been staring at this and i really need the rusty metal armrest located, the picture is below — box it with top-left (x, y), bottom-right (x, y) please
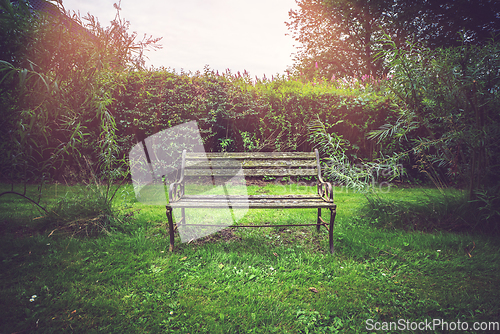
top-left (314, 148), bottom-right (334, 203)
top-left (169, 182), bottom-right (184, 203)
top-left (318, 181), bottom-right (334, 203)
top-left (168, 149), bottom-right (187, 203)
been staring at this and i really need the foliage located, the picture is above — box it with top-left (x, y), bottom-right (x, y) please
top-left (110, 69), bottom-right (397, 156)
top-left (0, 0), bottom-right (79, 188)
top-left (43, 157), bottom-right (129, 236)
top-left (308, 116), bottom-right (404, 191)
top-left (286, 0), bottom-right (389, 78)
top-left (369, 35), bottom-right (500, 229)
top-left (371, 37), bottom-right (500, 186)
top-left (286, 0), bottom-right (500, 79)
top-left (0, 0), bottom-right (53, 65)
top-left (394, 0), bottom-right (500, 49)
top-left (1, 1), bottom-right (397, 226)
top-left (0, 1), bottom-right (160, 211)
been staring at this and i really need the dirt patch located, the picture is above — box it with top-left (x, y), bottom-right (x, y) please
top-left (189, 228), bottom-right (242, 246)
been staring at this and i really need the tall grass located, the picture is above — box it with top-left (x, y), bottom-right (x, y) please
top-left (362, 187), bottom-right (499, 233)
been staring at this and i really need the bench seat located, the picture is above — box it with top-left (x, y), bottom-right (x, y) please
top-left (171, 195), bottom-right (335, 209)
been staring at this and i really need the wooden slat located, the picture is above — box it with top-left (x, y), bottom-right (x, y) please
top-left (184, 168), bottom-right (317, 177)
top-left (185, 159), bottom-right (317, 169)
top-left (186, 152), bottom-right (316, 160)
top-left (181, 195), bottom-right (324, 200)
top-left (171, 202), bottom-right (335, 209)
top-left (170, 195), bottom-right (335, 209)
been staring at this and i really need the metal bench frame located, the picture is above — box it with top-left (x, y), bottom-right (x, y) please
top-left (166, 149), bottom-right (336, 253)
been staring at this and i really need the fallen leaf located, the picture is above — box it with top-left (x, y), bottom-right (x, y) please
top-left (273, 252), bottom-right (278, 257)
top-left (179, 256), bottom-right (187, 261)
top-left (309, 287), bottom-right (318, 293)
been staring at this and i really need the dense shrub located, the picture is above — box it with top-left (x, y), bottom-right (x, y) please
top-left (371, 36), bottom-right (500, 198)
top-left (109, 69), bottom-right (398, 157)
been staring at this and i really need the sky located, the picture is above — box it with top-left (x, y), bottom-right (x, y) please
top-left (61, 0), bottom-right (299, 78)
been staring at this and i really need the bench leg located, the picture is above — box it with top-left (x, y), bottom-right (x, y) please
top-left (329, 208), bottom-right (336, 254)
top-left (166, 206), bottom-right (175, 252)
top-left (317, 208), bottom-right (321, 232)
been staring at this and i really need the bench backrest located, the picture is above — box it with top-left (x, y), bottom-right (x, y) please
top-left (179, 149), bottom-right (322, 180)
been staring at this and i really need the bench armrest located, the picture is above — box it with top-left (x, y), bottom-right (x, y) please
top-left (314, 149), bottom-right (333, 202)
top-left (318, 181), bottom-right (333, 202)
top-left (168, 149), bottom-right (187, 203)
top-left (169, 181), bottom-right (184, 202)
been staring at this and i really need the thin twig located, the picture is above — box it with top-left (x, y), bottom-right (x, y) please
top-left (0, 191), bottom-right (48, 213)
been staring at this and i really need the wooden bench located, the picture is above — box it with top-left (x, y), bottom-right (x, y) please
top-left (166, 149), bottom-right (337, 253)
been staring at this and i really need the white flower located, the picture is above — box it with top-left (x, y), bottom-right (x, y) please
top-left (30, 295), bottom-right (37, 302)
top-left (169, 311), bottom-right (174, 315)
top-left (30, 298), bottom-right (34, 302)
top-left (269, 267), bottom-right (275, 271)
top-left (437, 250), bottom-right (441, 252)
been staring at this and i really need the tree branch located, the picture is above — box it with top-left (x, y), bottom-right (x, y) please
top-left (0, 191), bottom-right (48, 213)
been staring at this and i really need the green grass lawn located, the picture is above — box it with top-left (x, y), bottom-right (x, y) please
top-left (1, 183), bottom-right (499, 333)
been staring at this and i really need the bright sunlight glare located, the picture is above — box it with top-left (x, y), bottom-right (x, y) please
top-left (61, 0), bottom-right (298, 78)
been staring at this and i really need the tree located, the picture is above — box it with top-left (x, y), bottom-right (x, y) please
top-left (286, 0), bottom-right (500, 79)
top-left (393, 0), bottom-right (500, 49)
top-left (287, 0), bottom-right (390, 79)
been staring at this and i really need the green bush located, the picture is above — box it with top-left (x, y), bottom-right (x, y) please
top-left (109, 69), bottom-right (398, 156)
top-left (0, 1), bottom-right (157, 216)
